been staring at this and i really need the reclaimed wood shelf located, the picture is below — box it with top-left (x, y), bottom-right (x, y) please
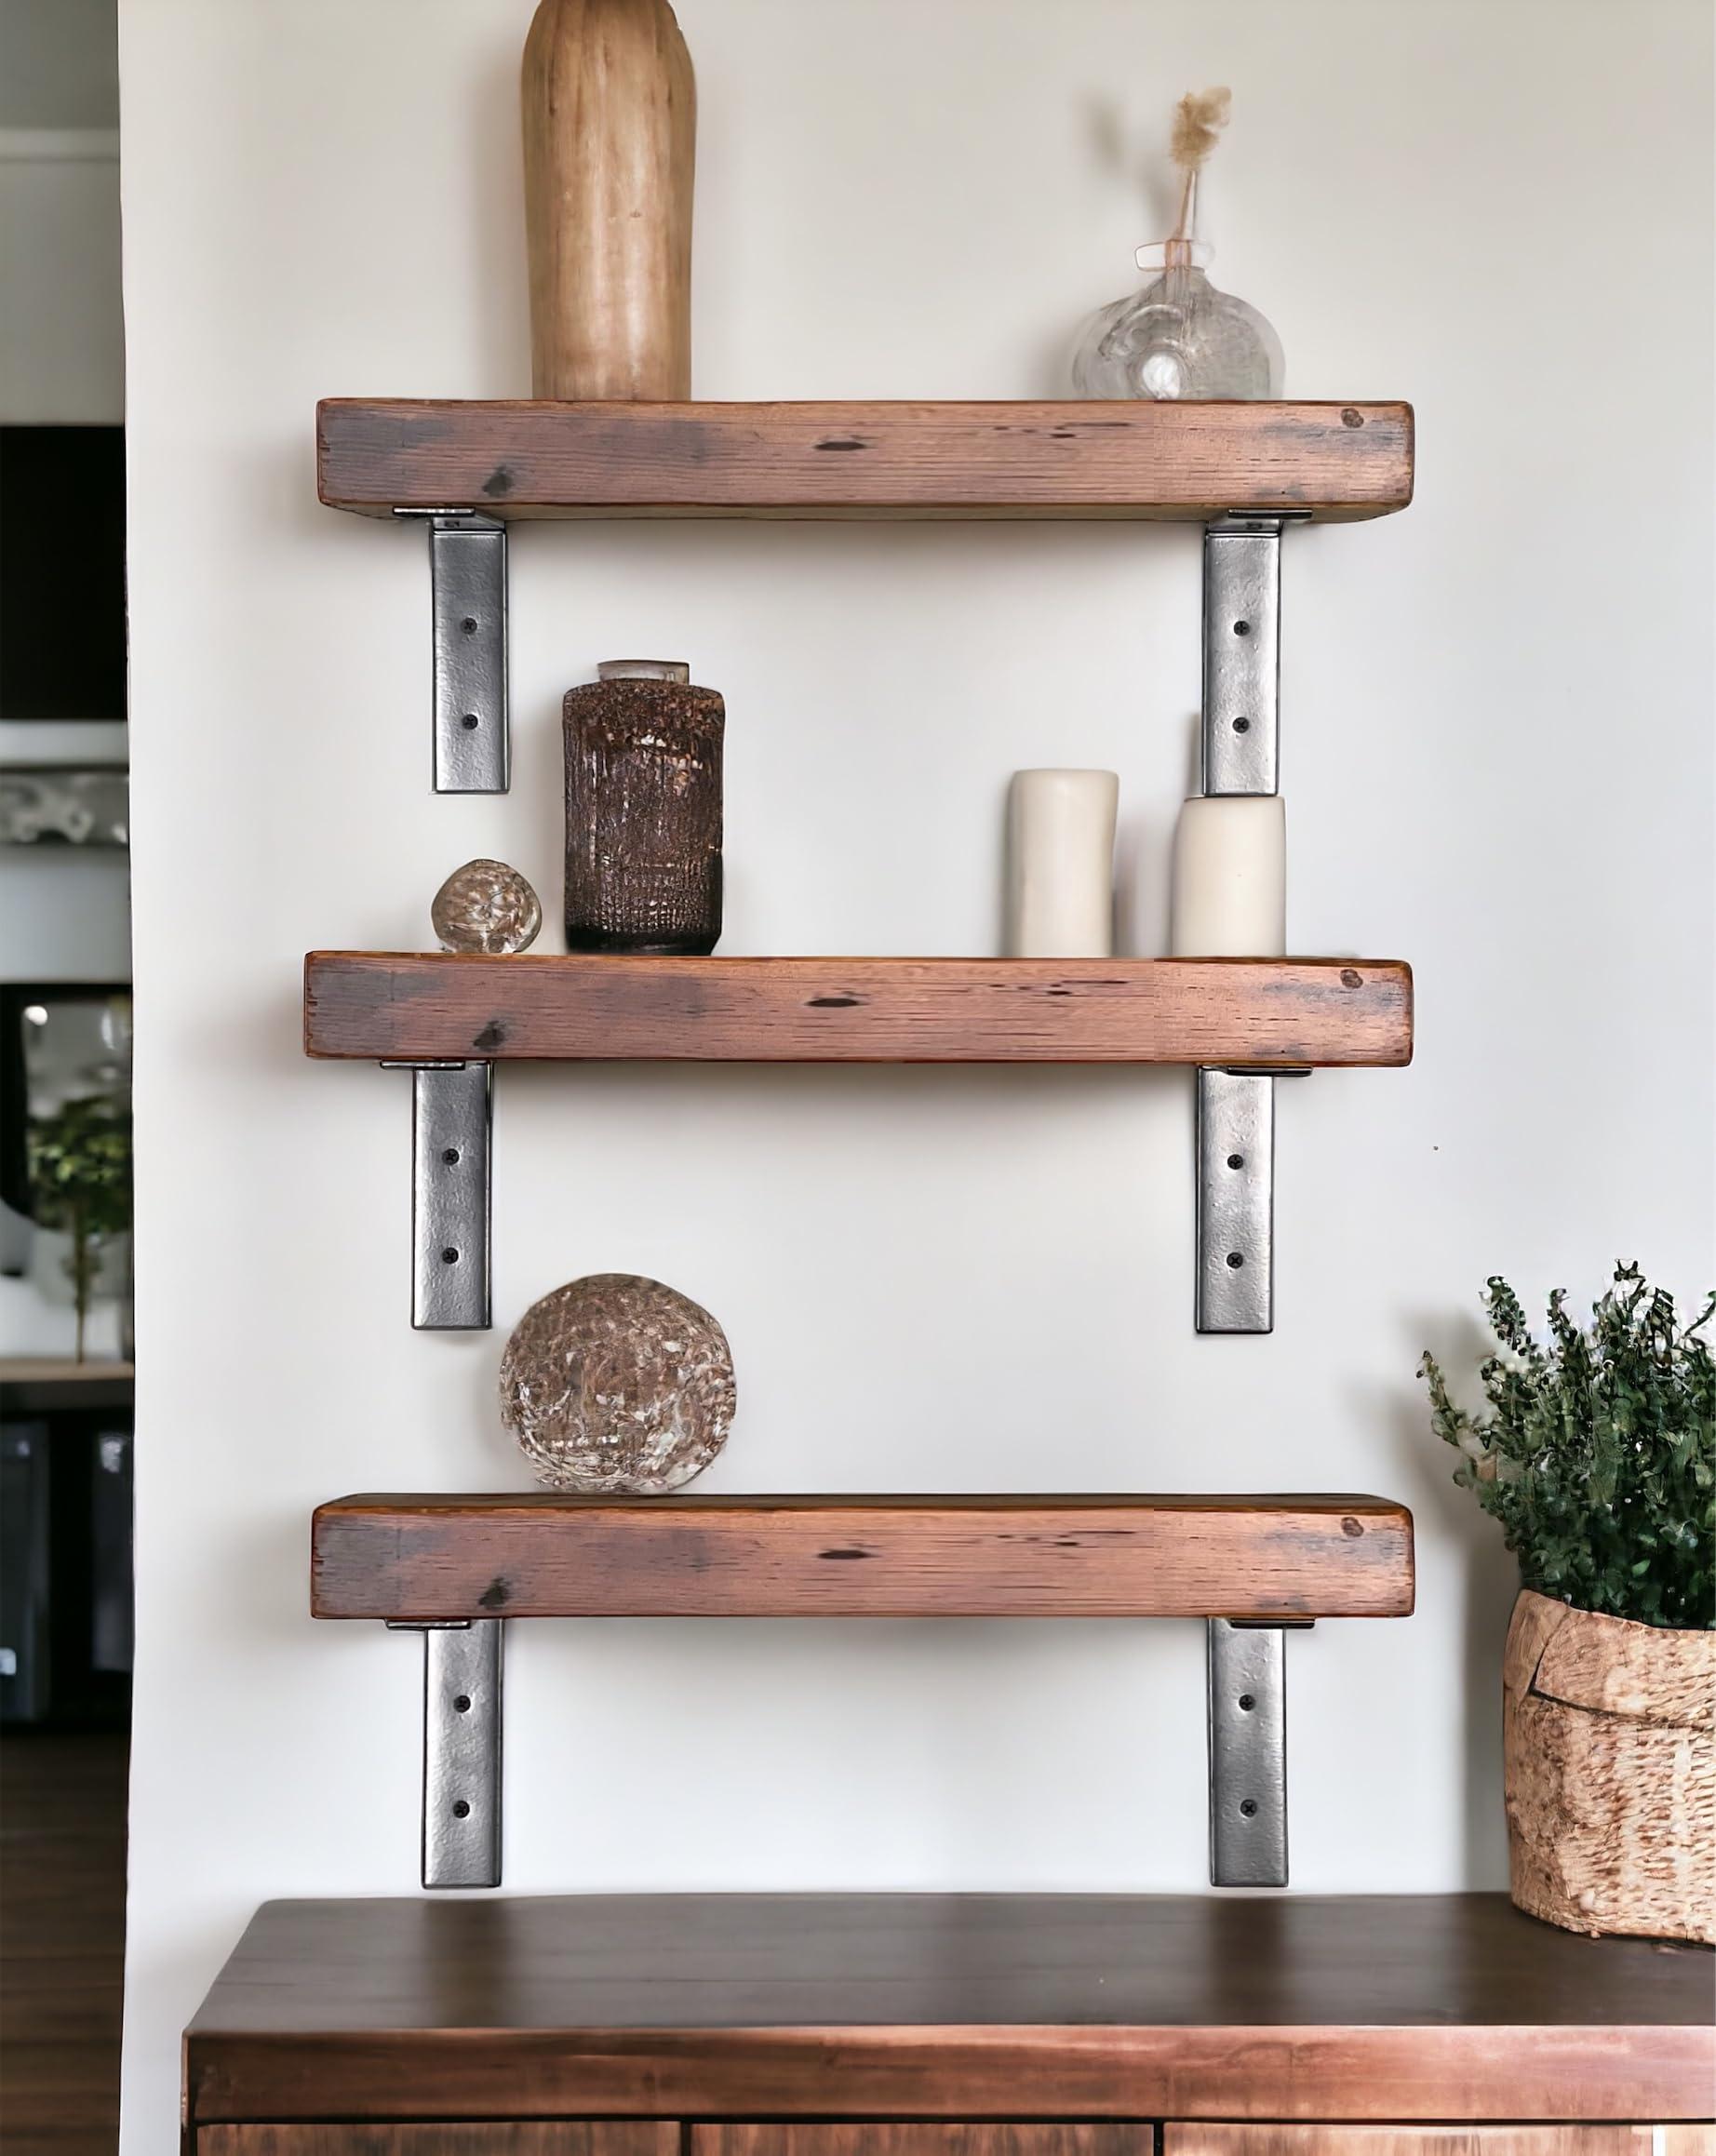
top-left (302, 953), bottom-right (1414, 1068)
top-left (316, 398), bottom-right (1414, 522)
top-left (185, 1892), bottom-right (1714, 2125)
top-left (311, 1493), bottom-right (1415, 1622)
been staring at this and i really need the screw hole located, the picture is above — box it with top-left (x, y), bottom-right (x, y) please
top-left (1233, 620), bottom-right (1252, 636)
top-left (1227, 1153), bottom-right (1244, 1171)
top-left (461, 616), bottom-right (478, 635)
top-left (461, 713), bottom-right (480, 730)
top-left (1226, 1251), bottom-right (1244, 1269)
top-left (451, 1800), bottom-right (471, 1819)
top-left (1232, 716), bottom-right (1251, 733)
top-left (1240, 1798), bottom-right (1259, 1818)
top-left (1238, 1693), bottom-right (1256, 1712)
top-left (441, 1246), bottom-right (460, 1265)
top-left (453, 1694), bottom-right (472, 1713)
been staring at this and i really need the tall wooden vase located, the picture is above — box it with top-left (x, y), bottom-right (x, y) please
top-left (521, 0), bottom-right (695, 400)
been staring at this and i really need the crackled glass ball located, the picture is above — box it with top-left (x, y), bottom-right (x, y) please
top-left (432, 858), bottom-right (542, 955)
top-left (499, 1273), bottom-right (735, 1494)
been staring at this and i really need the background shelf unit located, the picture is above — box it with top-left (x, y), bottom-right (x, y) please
top-left (310, 1492), bottom-right (1417, 1622)
top-left (316, 398), bottom-right (1415, 522)
top-left (302, 954), bottom-right (1414, 1067)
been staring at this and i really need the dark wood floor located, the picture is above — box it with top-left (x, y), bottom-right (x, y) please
top-left (1, 1733), bottom-right (127, 2154)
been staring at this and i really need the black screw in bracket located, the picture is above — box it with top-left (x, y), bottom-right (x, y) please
top-left (441, 1246), bottom-right (460, 1265)
top-left (1233, 716), bottom-right (1251, 733)
top-left (1233, 620), bottom-right (1252, 636)
top-left (1227, 1153), bottom-right (1244, 1171)
top-left (1238, 1693), bottom-right (1256, 1712)
top-left (461, 616), bottom-right (478, 635)
top-left (461, 713), bottom-right (480, 730)
top-left (441, 1147), bottom-right (461, 1166)
top-left (1239, 1798), bottom-right (1259, 1818)
top-left (1226, 1251), bottom-right (1245, 1269)
top-left (451, 1800), bottom-right (472, 1820)
top-left (452, 1694), bottom-right (472, 1713)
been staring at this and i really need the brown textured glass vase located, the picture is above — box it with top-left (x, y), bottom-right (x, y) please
top-left (562, 661), bottom-right (725, 955)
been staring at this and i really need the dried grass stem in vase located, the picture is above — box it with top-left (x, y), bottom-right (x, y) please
top-left (1072, 86), bottom-right (1282, 400)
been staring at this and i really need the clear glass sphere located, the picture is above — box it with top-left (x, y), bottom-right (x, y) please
top-left (1072, 243), bottom-right (1282, 402)
top-left (431, 858), bottom-right (543, 955)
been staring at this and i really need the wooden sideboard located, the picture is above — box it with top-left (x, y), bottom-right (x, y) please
top-left (183, 1894), bottom-right (1713, 2152)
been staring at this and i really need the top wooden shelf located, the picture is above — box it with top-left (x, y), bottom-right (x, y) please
top-left (315, 399), bottom-right (1414, 522)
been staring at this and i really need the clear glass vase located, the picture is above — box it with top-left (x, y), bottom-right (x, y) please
top-left (1071, 237), bottom-right (1282, 402)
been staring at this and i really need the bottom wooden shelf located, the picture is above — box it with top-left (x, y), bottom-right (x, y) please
top-left (309, 1492), bottom-right (1416, 1621)
top-left (184, 1894), bottom-right (1714, 2126)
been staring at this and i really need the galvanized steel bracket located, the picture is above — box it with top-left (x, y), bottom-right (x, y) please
top-left (1195, 1067), bottom-right (1275, 1333)
top-left (393, 508), bottom-right (509, 793)
top-left (1194, 513), bottom-right (1307, 1333)
top-left (386, 1619), bottom-right (503, 1889)
top-left (382, 1061), bottom-right (492, 1331)
top-left (1207, 1616), bottom-right (1307, 1887)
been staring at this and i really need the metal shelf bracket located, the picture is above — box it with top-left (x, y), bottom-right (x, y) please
top-left (386, 1619), bottom-right (503, 1889)
top-left (1207, 1616), bottom-right (1309, 1886)
top-left (382, 1060), bottom-right (492, 1331)
top-left (1195, 1067), bottom-right (1275, 1332)
top-left (1194, 513), bottom-right (1307, 1334)
top-left (393, 508), bottom-right (509, 793)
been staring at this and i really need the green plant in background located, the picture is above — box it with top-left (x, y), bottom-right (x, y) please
top-left (27, 1094), bottom-right (133, 1363)
top-left (1420, 1264), bottom-right (1715, 1631)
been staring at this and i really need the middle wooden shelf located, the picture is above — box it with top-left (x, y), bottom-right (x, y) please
top-left (303, 952), bottom-right (1414, 1067)
top-left (311, 1491), bottom-right (1416, 1621)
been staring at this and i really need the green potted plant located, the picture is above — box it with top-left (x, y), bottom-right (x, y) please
top-left (27, 1093), bottom-right (134, 1363)
top-left (1421, 1264), bottom-right (1713, 1943)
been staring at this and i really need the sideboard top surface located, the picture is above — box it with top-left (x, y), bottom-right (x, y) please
top-left (185, 1893), bottom-right (1714, 2126)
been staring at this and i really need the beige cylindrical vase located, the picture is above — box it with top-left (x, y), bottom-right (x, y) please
top-left (1503, 1587), bottom-right (1715, 1945)
top-left (522, 0), bottom-right (696, 400)
top-left (1005, 770), bottom-right (1119, 957)
top-left (1171, 795), bottom-right (1287, 957)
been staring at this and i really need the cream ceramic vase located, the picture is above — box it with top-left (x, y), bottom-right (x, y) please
top-left (1503, 1587), bottom-right (1715, 1944)
top-left (1005, 770), bottom-right (1119, 957)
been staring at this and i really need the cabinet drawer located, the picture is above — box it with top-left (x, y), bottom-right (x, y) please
top-left (200, 2130), bottom-right (679, 2156)
top-left (1164, 2132), bottom-right (1697, 2156)
top-left (694, 2132), bottom-right (1152, 2156)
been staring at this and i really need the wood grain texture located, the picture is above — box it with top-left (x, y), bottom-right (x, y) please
top-left (522, 0), bottom-right (694, 399)
top-left (182, 1894), bottom-right (1716, 2124)
top-left (315, 400), bottom-right (1414, 521)
top-left (697, 2132), bottom-right (1146, 2156)
top-left (309, 1492), bottom-right (1415, 1621)
top-left (302, 954), bottom-right (1414, 1068)
top-left (1164, 2132), bottom-right (1660, 2156)
top-left (202, 2131), bottom-right (676, 2156)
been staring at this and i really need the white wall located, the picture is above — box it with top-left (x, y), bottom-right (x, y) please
top-left (117, 3), bottom-right (1713, 2149)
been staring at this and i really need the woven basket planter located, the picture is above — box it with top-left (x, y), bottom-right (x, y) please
top-left (1503, 1587), bottom-right (1715, 1943)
